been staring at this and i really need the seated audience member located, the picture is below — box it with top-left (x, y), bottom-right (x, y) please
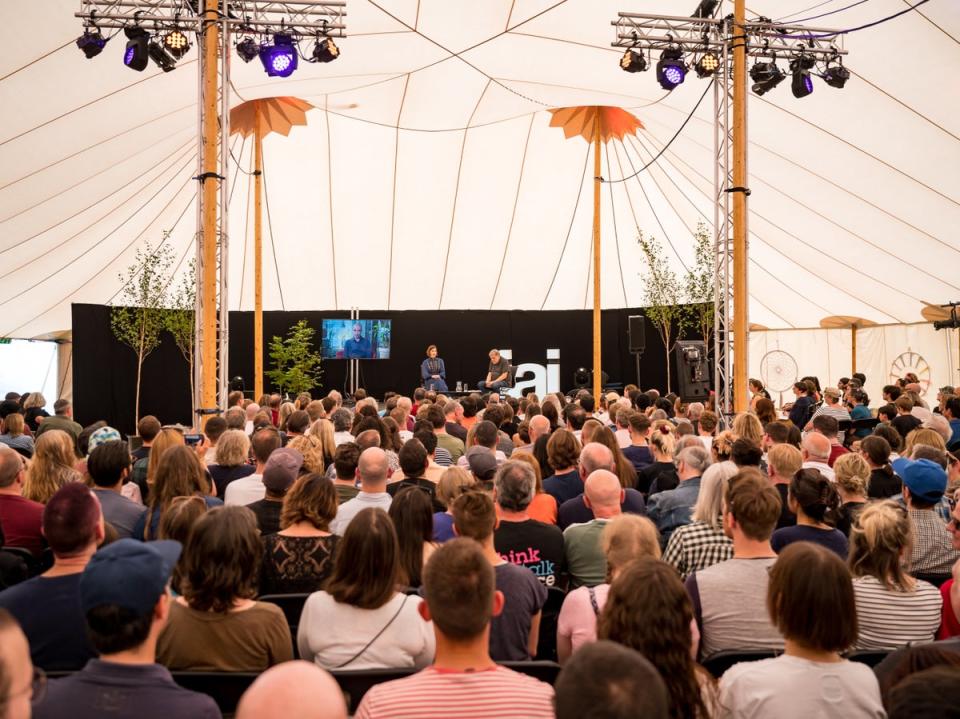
top-left (508, 450), bottom-right (558, 525)
top-left (290, 420), bottom-right (337, 475)
top-left (389, 486), bottom-right (437, 589)
top-left (896, 457), bottom-right (960, 577)
top-left (542, 429), bottom-right (584, 504)
top-left (874, 644), bottom-right (960, 706)
top-left (354, 538), bottom-right (554, 718)
top-left (554, 640), bottom-right (668, 719)
top-left (236, 661), bottom-right (347, 719)
top-left (834, 452), bottom-right (870, 536)
top-left (223, 406), bottom-right (246, 431)
top-left (887, 666), bottom-right (960, 719)
top-left (0, 448), bottom-right (45, 556)
top-left (663, 461), bottom-right (738, 581)
top-left (33, 539), bottom-right (220, 719)
top-left (557, 444), bottom-right (646, 530)
top-left (0, 483), bottom-right (103, 670)
top-left (698, 410), bottom-right (718, 451)
top-left (21, 392), bottom-right (49, 433)
top-left (331, 447), bottom-right (393, 535)
top-left (685, 470), bottom-right (784, 658)
top-left (848, 501), bottom-right (941, 650)
top-left (137, 446), bottom-right (221, 540)
top-left (771, 469), bottom-right (848, 558)
top-left (766, 443), bottom-right (801, 529)
top-left (563, 470), bottom-right (624, 588)
top-left (730, 437), bottom-right (763, 468)
top-left (260, 473), bottom-right (340, 595)
top-left (800, 431), bottom-right (836, 482)
top-left (432, 467), bottom-right (476, 543)
top-left (426, 405), bottom-right (465, 465)
top-left (638, 426), bottom-right (678, 496)
top-left (246, 447), bottom-right (302, 535)
top-left (731, 413), bottom-right (764, 447)
top-left (557, 514), bottom-right (660, 663)
top-left (132, 428), bottom-right (184, 504)
top-left (23, 429), bottom-right (81, 504)
top-left (0, 608), bottom-right (36, 718)
top-left (157, 506), bottom-right (292, 670)
top-left (589, 426), bottom-right (638, 489)
top-left (860, 434), bottom-right (902, 499)
top-left (400, 429), bottom-right (446, 483)
top-left (719, 543), bottom-right (884, 717)
top-left (157, 496), bottom-right (208, 594)
top-left (452, 491), bottom-right (546, 660)
top-left (600, 557), bottom-right (718, 717)
top-left (647, 445), bottom-right (712, 547)
top-left (938, 496), bottom-right (960, 639)
top-left (808, 386), bottom-right (851, 427)
top-left (298, 507), bottom-right (433, 669)
top-left (787, 381), bottom-right (816, 429)
top-left (465, 445), bottom-right (499, 487)
top-left (892, 395), bottom-right (923, 440)
top-left (207, 429), bottom-right (255, 499)
top-left (0, 413), bottom-right (34, 457)
top-left (87, 440), bottom-right (146, 539)
top-left (811, 415), bottom-right (849, 467)
top-left (493, 460), bottom-right (563, 587)
top-left (35, 399), bottom-right (83, 442)
top-left (388, 440), bottom-right (440, 508)
top-left (330, 442), bottom-right (361, 505)
top-left (224, 428), bottom-right (282, 506)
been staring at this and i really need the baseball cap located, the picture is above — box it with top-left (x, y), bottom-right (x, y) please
top-left (80, 538), bottom-right (182, 615)
top-left (465, 446), bottom-right (498, 481)
top-left (262, 447), bottom-right (304, 493)
top-left (891, 457), bottom-right (947, 503)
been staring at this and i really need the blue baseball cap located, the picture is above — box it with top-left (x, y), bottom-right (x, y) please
top-left (892, 457), bottom-right (947, 504)
top-left (80, 539), bottom-right (182, 615)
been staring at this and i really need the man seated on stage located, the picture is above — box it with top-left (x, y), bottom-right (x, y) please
top-left (342, 323), bottom-right (372, 359)
top-left (477, 349), bottom-right (511, 392)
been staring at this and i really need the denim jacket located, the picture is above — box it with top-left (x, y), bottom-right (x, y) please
top-left (647, 476), bottom-right (702, 547)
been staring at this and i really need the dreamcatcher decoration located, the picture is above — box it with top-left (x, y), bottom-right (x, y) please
top-left (760, 349), bottom-right (799, 408)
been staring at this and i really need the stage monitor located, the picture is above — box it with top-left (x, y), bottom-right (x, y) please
top-left (321, 319), bottom-right (391, 360)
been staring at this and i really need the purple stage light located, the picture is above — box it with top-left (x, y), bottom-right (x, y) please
top-left (259, 34), bottom-right (298, 78)
top-left (656, 49), bottom-right (687, 91)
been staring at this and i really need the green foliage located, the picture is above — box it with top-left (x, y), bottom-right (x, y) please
top-left (683, 222), bottom-right (715, 351)
top-left (165, 257), bottom-right (196, 415)
top-left (266, 319), bottom-right (323, 397)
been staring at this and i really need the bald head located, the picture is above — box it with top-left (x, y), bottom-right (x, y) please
top-left (245, 403), bottom-right (260, 420)
top-left (0, 446), bottom-right (24, 489)
top-left (529, 415), bottom-right (550, 441)
top-left (801, 431), bottom-right (831, 462)
top-left (358, 447), bottom-right (389, 487)
top-left (579, 442), bottom-right (615, 478)
top-left (584, 470), bottom-right (623, 518)
top-left (355, 429), bottom-right (381, 451)
top-left (236, 661), bottom-right (346, 719)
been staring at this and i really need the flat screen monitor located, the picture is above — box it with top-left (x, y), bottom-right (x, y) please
top-left (321, 319), bottom-right (391, 360)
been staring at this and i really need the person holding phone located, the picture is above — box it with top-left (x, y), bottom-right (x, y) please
top-left (421, 345), bottom-right (448, 393)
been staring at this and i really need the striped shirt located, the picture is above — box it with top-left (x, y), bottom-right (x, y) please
top-left (662, 520), bottom-right (734, 581)
top-left (354, 665), bottom-right (555, 719)
top-left (809, 404), bottom-right (851, 425)
top-left (852, 575), bottom-right (942, 650)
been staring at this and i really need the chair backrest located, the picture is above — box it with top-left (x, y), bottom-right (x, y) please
top-left (172, 671), bottom-right (259, 714)
top-left (331, 667), bottom-right (418, 713)
top-left (535, 586), bottom-right (567, 661)
top-left (499, 660), bottom-right (562, 685)
top-left (846, 651), bottom-right (890, 668)
top-left (912, 573), bottom-right (952, 589)
top-left (257, 593), bottom-right (310, 626)
top-left (702, 649), bottom-right (781, 678)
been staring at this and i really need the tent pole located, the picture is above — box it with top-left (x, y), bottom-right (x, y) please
top-left (851, 324), bottom-right (857, 375)
top-left (732, 0), bottom-right (749, 413)
top-left (254, 117), bottom-right (264, 400)
top-left (592, 113), bottom-right (602, 402)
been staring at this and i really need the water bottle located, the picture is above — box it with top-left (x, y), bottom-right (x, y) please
top-left (456, 381), bottom-right (463, 393)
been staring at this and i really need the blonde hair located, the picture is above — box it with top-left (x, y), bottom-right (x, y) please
top-left (691, 461), bottom-right (740, 530)
top-left (214, 429), bottom-right (250, 468)
top-left (649, 423), bottom-right (677, 459)
top-left (277, 402), bottom-right (296, 431)
top-left (833, 452), bottom-right (870, 497)
top-left (904, 427), bottom-right (946, 457)
top-left (24, 429), bottom-right (81, 503)
top-left (23, 393), bottom-right (46, 410)
top-left (601, 514), bottom-right (661, 581)
top-left (731, 413), bottom-right (764, 445)
top-left (146, 429), bottom-right (186, 487)
top-left (711, 430), bottom-right (735, 462)
top-left (767, 443), bottom-right (802, 479)
top-left (287, 433), bottom-right (326, 474)
top-left (849, 500), bottom-right (915, 591)
top-left (3, 414), bottom-right (24, 436)
top-left (436, 466), bottom-right (477, 508)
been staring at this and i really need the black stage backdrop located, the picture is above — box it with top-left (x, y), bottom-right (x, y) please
top-left (73, 303), bottom-right (684, 435)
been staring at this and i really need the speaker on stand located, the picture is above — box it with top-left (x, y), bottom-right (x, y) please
top-left (628, 315), bottom-right (645, 387)
top-left (675, 340), bottom-right (710, 402)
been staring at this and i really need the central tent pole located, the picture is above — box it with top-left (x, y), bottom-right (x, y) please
top-left (732, 0), bottom-right (749, 413)
top-left (592, 112), bottom-right (602, 402)
top-left (254, 116), bottom-right (264, 400)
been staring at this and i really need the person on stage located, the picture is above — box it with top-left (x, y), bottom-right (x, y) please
top-left (477, 349), bottom-right (511, 392)
top-left (421, 345), bottom-right (449, 392)
top-left (342, 322), bottom-right (372, 359)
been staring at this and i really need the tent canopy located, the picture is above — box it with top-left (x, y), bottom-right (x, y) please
top-left (1, 0), bottom-right (958, 339)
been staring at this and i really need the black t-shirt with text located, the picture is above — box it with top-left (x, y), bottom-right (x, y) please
top-left (494, 519), bottom-right (564, 587)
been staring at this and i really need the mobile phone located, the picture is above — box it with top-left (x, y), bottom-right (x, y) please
top-left (184, 434), bottom-right (203, 446)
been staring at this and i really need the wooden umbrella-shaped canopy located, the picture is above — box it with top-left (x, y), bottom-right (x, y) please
top-left (819, 315), bottom-right (877, 375)
top-left (230, 97), bottom-right (314, 398)
top-left (548, 106), bottom-right (644, 400)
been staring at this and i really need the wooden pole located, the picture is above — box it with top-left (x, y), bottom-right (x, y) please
top-left (592, 113), bottom-right (602, 402)
top-left (199, 0), bottom-right (220, 422)
top-left (254, 114), bottom-right (264, 400)
top-left (732, 0), bottom-right (749, 413)
top-left (851, 324), bottom-right (857, 375)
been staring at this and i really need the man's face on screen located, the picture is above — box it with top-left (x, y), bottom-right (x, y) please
top-left (353, 324), bottom-right (362, 339)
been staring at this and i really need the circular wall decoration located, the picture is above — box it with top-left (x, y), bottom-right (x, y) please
top-left (888, 349), bottom-right (931, 395)
top-left (760, 349), bottom-right (799, 394)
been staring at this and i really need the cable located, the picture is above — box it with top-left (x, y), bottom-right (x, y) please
top-left (779, 0), bottom-right (873, 24)
top-left (778, 0), bottom-right (931, 38)
top-left (602, 79), bottom-right (714, 184)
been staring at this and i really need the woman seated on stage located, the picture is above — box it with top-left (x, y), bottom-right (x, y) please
top-left (421, 345), bottom-right (448, 392)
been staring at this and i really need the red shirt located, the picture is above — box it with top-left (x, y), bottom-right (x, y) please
top-left (0, 494), bottom-right (45, 556)
top-left (827, 443), bottom-right (849, 467)
top-left (938, 579), bottom-right (960, 640)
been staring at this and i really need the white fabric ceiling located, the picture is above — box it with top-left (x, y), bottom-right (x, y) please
top-left (0, 0), bottom-right (958, 338)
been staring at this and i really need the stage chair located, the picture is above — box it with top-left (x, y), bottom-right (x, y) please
top-left (701, 649), bottom-right (781, 678)
top-left (499, 660), bottom-right (562, 685)
top-left (332, 667), bottom-right (418, 713)
top-left (535, 586), bottom-right (567, 662)
top-left (172, 671), bottom-right (259, 715)
top-left (846, 650), bottom-right (890, 668)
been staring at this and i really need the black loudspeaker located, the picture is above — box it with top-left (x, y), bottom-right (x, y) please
top-left (628, 315), bottom-right (645, 354)
top-left (675, 341), bottom-right (710, 402)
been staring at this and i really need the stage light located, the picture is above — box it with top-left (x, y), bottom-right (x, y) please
top-left (148, 40), bottom-right (177, 72)
top-left (312, 37), bottom-right (340, 63)
top-left (620, 49), bottom-right (647, 73)
top-left (656, 48), bottom-right (686, 91)
top-left (749, 61), bottom-right (785, 96)
top-left (123, 27), bottom-right (150, 72)
top-left (823, 63), bottom-right (850, 89)
top-left (790, 57), bottom-right (815, 98)
top-left (163, 29), bottom-right (190, 59)
top-left (76, 29), bottom-right (106, 59)
top-left (694, 52), bottom-right (719, 78)
top-left (236, 37), bottom-right (260, 63)
top-left (259, 33), bottom-right (298, 77)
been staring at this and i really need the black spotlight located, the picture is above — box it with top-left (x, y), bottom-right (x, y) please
top-left (163, 29), bottom-right (191, 59)
top-left (76, 29), bottom-right (107, 59)
top-left (620, 49), bottom-right (647, 73)
top-left (573, 368), bottom-right (590, 390)
top-left (148, 40), bottom-right (177, 72)
top-left (229, 376), bottom-right (246, 392)
top-left (123, 27), bottom-right (150, 72)
top-left (656, 48), bottom-right (687, 90)
top-left (823, 62), bottom-right (850, 89)
top-left (312, 37), bottom-right (340, 63)
top-left (750, 61), bottom-right (785, 96)
top-left (790, 56), bottom-right (815, 98)
top-left (694, 52), bottom-right (719, 78)
top-left (236, 36), bottom-right (261, 63)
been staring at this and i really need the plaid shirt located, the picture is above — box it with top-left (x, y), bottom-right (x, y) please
top-left (907, 508), bottom-right (960, 576)
top-left (662, 520), bottom-right (734, 581)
